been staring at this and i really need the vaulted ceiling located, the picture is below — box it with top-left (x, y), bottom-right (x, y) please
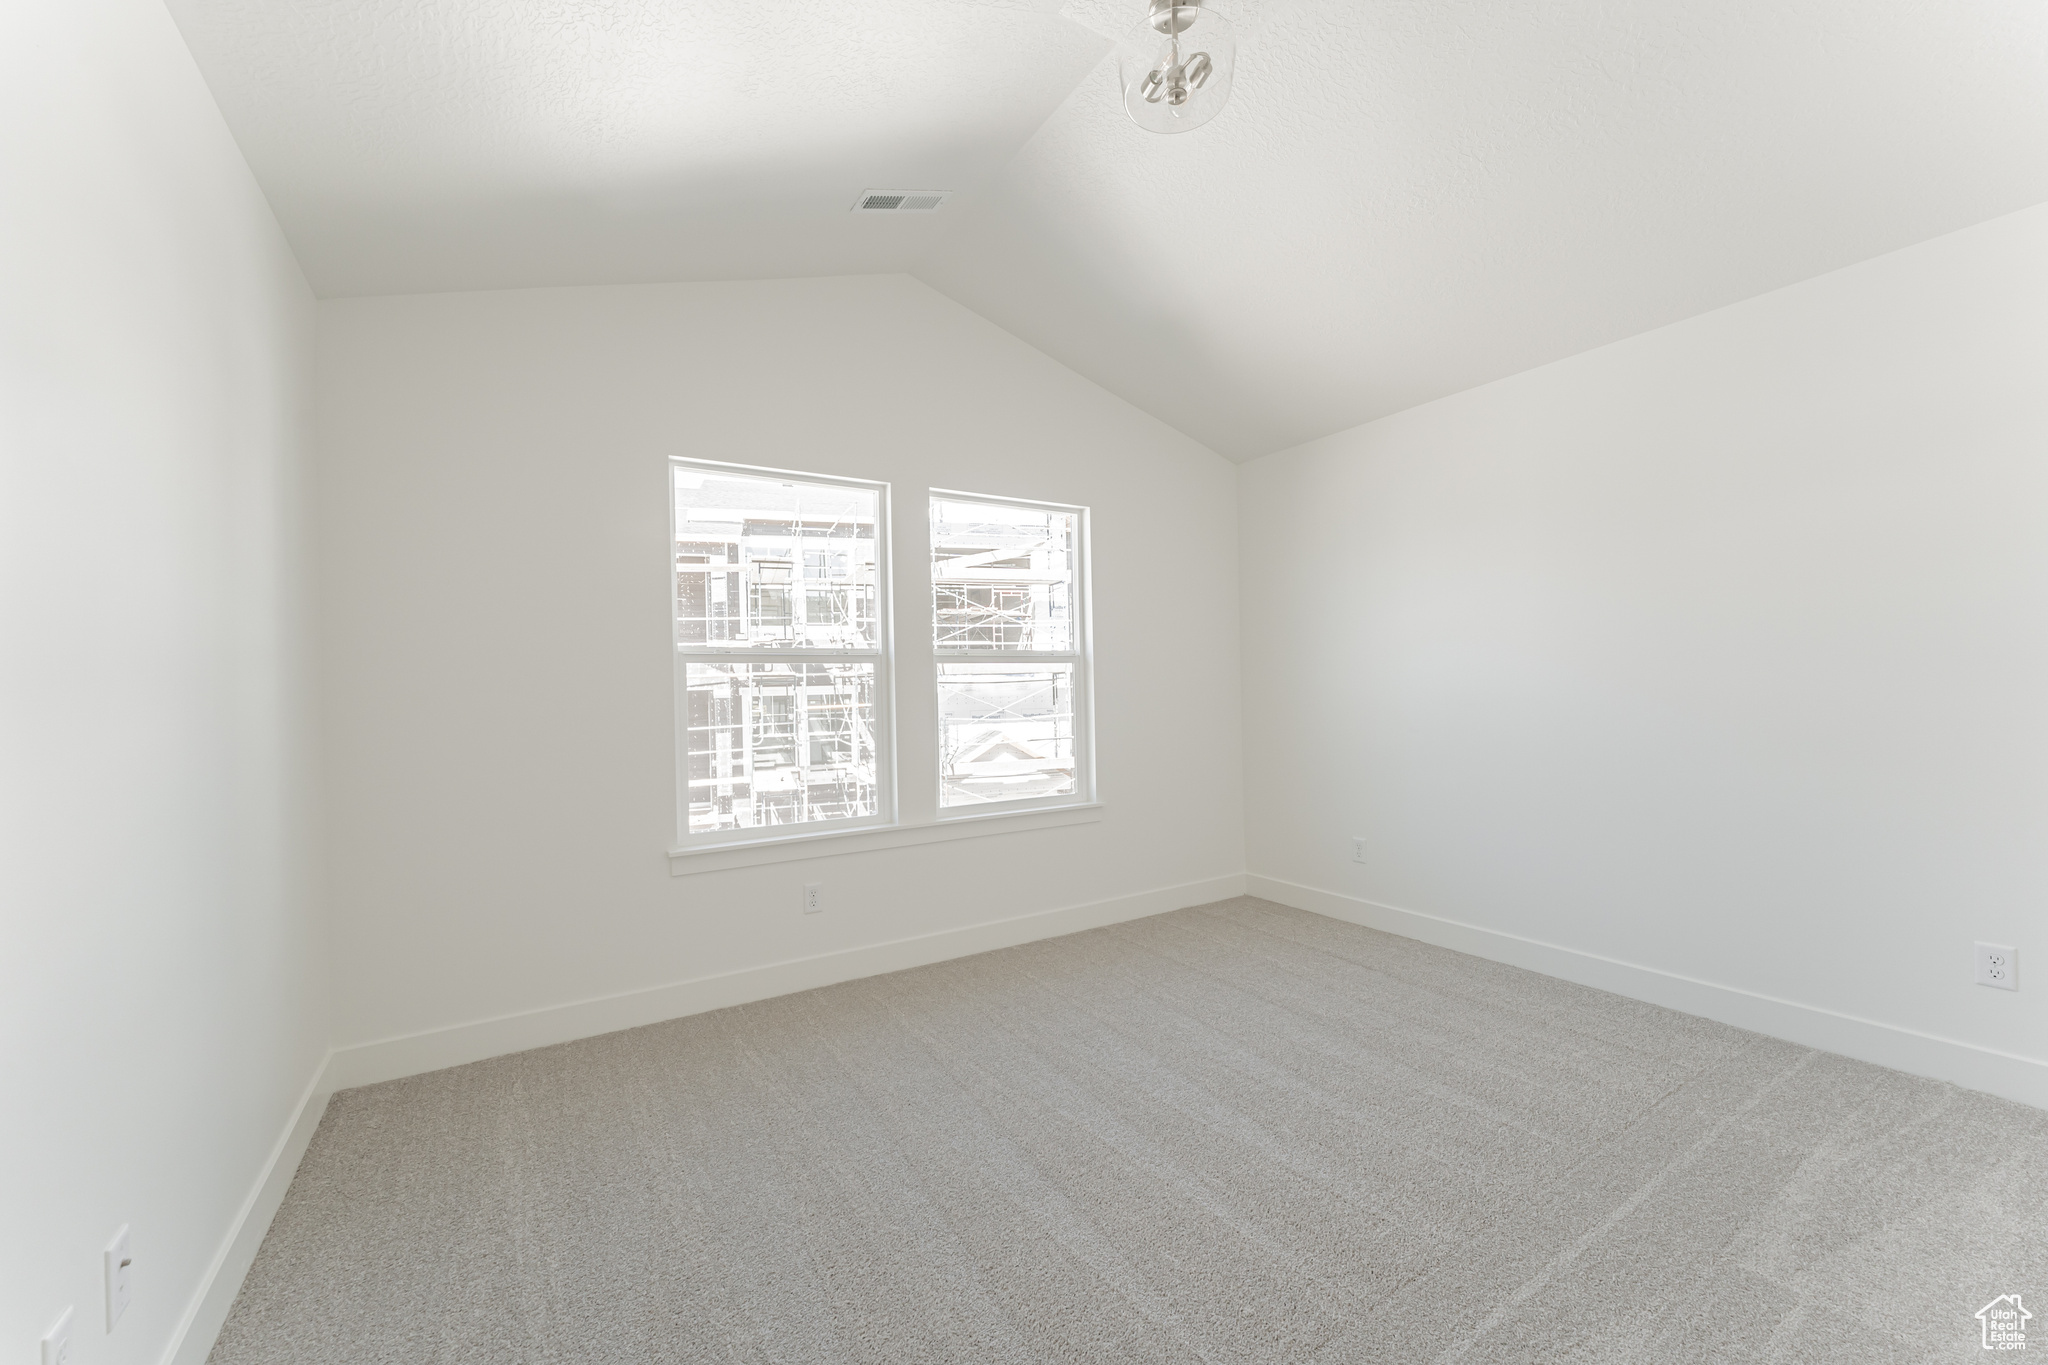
top-left (166, 0), bottom-right (2048, 459)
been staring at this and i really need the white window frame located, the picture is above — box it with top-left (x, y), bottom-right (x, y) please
top-left (930, 488), bottom-right (1095, 820)
top-left (670, 457), bottom-right (897, 851)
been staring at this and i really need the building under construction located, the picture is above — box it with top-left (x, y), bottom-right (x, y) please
top-left (675, 472), bottom-right (1080, 833)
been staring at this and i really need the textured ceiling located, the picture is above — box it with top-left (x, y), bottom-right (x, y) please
top-left (162, 0), bottom-right (1109, 295)
top-left (168, 0), bottom-right (2048, 459)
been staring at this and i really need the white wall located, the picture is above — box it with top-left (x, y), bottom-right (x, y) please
top-left (1241, 202), bottom-right (2048, 1105)
top-left (316, 274), bottom-right (1243, 1057)
top-left (0, 0), bottom-right (324, 1361)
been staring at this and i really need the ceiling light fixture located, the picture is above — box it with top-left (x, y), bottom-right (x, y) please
top-left (1117, 0), bottom-right (1237, 134)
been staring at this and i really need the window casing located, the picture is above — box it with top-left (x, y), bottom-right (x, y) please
top-left (671, 460), bottom-right (893, 847)
top-left (930, 492), bottom-right (1093, 815)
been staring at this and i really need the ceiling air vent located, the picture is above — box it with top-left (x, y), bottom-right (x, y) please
top-left (853, 190), bottom-right (950, 213)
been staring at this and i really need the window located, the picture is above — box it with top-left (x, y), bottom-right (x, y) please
top-left (670, 465), bottom-right (1096, 861)
top-left (931, 493), bottom-right (1091, 812)
top-left (672, 461), bottom-right (891, 844)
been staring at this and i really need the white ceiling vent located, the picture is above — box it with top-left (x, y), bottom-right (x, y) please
top-left (853, 190), bottom-right (951, 213)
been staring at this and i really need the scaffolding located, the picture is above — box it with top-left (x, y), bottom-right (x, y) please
top-left (674, 479), bottom-right (1084, 830)
top-left (930, 500), bottom-right (1079, 807)
top-left (684, 660), bottom-right (876, 828)
top-left (675, 474), bottom-right (880, 834)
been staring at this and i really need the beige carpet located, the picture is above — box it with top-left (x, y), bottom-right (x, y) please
top-left (212, 897), bottom-right (2047, 1363)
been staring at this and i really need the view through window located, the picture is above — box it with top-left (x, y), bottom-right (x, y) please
top-left (930, 495), bottom-right (1088, 810)
top-left (673, 463), bottom-right (887, 839)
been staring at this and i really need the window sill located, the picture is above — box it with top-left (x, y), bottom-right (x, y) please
top-left (667, 803), bottom-right (1105, 876)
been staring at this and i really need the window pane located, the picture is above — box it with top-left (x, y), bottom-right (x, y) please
top-left (931, 499), bottom-right (1075, 652)
top-left (685, 661), bottom-right (878, 833)
top-left (937, 662), bottom-right (1076, 807)
top-left (675, 468), bottom-right (879, 650)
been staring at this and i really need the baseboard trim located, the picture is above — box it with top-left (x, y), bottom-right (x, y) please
top-left (328, 873), bottom-right (1249, 1092)
top-left (162, 1051), bottom-right (335, 1365)
top-left (1247, 873), bottom-right (2048, 1112)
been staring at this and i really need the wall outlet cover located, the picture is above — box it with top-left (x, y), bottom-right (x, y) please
top-left (802, 883), bottom-right (822, 914)
top-left (42, 1307), bottom-right (72, 1365)
top-left (1351, 837), bottom-right (1368, 863)
top-left (1975, 942), bottom-right (2018, 991)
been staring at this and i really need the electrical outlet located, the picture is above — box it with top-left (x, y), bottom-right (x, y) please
top-left (41, 1307), bottom-right (72, 1365)
top-left (1351, 837), bottom-right (1368, 864)
top-left (106, 1224), bottom-right (132, 1330)
top-left (802, 883), bottom-right (822, 914)
top-left (1976, 942), bottom-right (2018, 991)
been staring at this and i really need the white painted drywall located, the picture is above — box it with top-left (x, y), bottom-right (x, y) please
top-left (0, 0), bottom-right (324, 1360)
top-left (1241, 202), bottom-right (2048, 1093)
top-left (315, 274), bottom-right (1243, 1051)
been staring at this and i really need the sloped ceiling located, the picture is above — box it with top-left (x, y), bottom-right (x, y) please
top-left (163, 0), bottom-right (1111, 294)
top-left (167, 0), bottom-right (2048, 459)
top-left (920, 0), bottom-right (2048, 457)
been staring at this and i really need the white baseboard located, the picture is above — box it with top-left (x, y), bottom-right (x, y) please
top-left (328, 873), bottom-right (1249, 1092)
top-left (161, 1051), bottom-right (336, 1365)
top-left (1248, 874), bottom-right (2048, 1112)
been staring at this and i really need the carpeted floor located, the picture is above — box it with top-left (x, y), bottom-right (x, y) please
top-left (211, 897), bottom-right (2047, 1363)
